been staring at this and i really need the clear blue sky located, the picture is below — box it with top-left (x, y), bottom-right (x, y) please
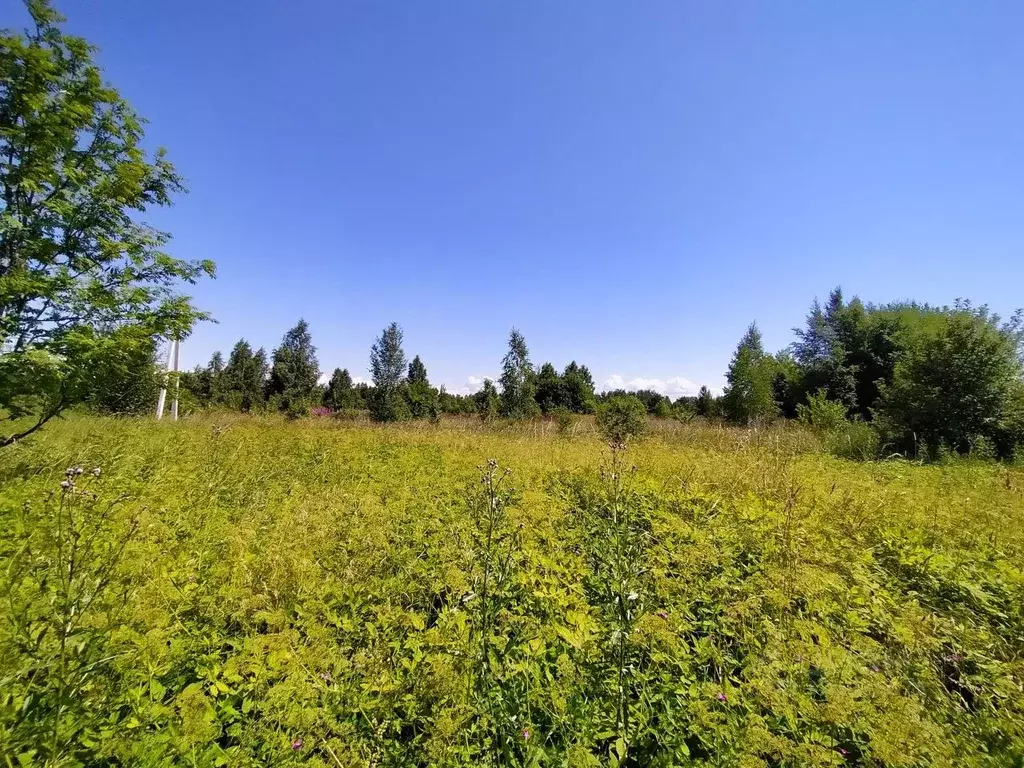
top-left (9, 1), bottom-right (1023, 394)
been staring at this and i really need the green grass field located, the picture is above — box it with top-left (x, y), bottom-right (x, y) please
top-left (2, 415), bottom-right (1023, 766)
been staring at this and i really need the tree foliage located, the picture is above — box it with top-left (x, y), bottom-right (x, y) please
top-left (722, 323), bottom-right (777, 426)
top-left (0, 0), bottom-right (214, 444)
top-left (876, 303), bottom-right (1024, 458)
top-left (223, 340), bottom-right (267, 412)
top-left (369, 322), bottom-right (408, 422)
top-left (267, 319), bottom-right (319, 414)
top-left (499, 328), bottom-right (538, 419)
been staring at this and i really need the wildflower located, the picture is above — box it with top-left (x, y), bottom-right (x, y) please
top-left (522, 728), bottom-right (531, 740)
top-left (92, 467), bottom-right (101, 477)
top-left (656, 610), bottom-right (669, 620)
top-left (839, 748), bottom-right (848, 756)
top-left (60, 479), bottom-right (72, 489)
top-left (292, 738), bottom-right (303, 750)
top-left (319, 671), bottom-right (332, 683)
top-left (716, 692), bottom-right (727, 702)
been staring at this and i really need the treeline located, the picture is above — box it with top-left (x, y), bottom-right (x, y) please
top-left (178, 323), bottom-right (602, 422)
top-left (176, 287), bottom-right (1024, 460)
top-left (718, 289), bottom-right (1024, 459)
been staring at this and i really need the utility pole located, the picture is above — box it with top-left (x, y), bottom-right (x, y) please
top-left (156, 337), bottom-right (180, 421)
top-left (170, 336), bottom-right (180, 421)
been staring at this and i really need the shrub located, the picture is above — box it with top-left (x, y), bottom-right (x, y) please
top-left (826, 420), bottom-right (880, 461)
top-left (596, 395), bottom-right (647, 445)
top-left (553, 407), bottom-right (577, 435)
top-left (796, 389), bottom-right (849, 433)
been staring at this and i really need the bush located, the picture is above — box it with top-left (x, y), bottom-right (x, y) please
top-left (596, 395), bottom-right (648, 445)
top-left (796, 389), bottom-right (849, 433)
top-left (826, 420), bottom-right (880, 461)
top-left (553, 407), bottom-right (577, 435)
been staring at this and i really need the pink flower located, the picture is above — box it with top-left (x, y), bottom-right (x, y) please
top-left (522, 728), bottom-right (531, 740)
top-left (839, 748), bottom-right (848, 756)
top-left (716, 692), bottom-right (727, 702)
top-left (292, 738), bottom-right (303, 750)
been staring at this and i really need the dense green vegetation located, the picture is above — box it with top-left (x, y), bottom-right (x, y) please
top-left (3, 3), bottom-right (1024, 765)
top-left (2, 416), bottom-right (1023, 766)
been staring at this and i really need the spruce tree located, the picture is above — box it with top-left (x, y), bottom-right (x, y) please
top-left (323, 368), bottom-right (355, 410)
top-left (369, 322), bottom-right (409, 421)
top-left (268, 319), bottom-right (320, 413)
top-left (695, 385), bottom-right (715, 417)
top-left (408, 355), bottom-right (428, 385)
top-left (499, 328), bottom-right (539, 419)
top-left (224, 340), bottom-right (268, 411)
top-left (406, 355), bottom-right (437, 419)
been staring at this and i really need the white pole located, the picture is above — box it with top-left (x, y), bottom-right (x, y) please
top-left (155, 338), bottom-right (173, 420)
top-left (170, 338), bottom-right (180, 422)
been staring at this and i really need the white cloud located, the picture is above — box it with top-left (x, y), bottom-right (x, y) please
top-left (453, 375), bottom-right (494, 396)
top-left (602, 375), bottom-right (701, 398)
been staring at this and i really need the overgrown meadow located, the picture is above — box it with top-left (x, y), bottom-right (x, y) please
top-left (1, 415), bottom-right (1023, 767)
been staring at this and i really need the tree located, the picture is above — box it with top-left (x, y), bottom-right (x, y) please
top-left (722, 323), bottom-right (777, 426)
top-left (323, 367), bottom-right (355, 410)
top-left (534, 362), bottom-right (563, 414)
top-left (207, 351), bottom-right (226, 405)
top-left (474, 378), bottom-right (500, 420)
top-left (223, 340), bottom-right (267, 411)
top-left (80, 333), bottom-right (160, 415)
top-left (408, 355), bottom-right (428, 385)
top-left (499, 328), bottom-right (539, 419)
top-left (562, 361), bottom-right (596, 413)
top-left (267, 319), bottom-right (319, 413)
top-left (369, 322), bottom-right (409, 421)
top-left (876, 304), bottom-right (1024, 458)
top-left (792, 288), bottom-right (857, 412)
top-left (0, 1), bottom-right (215, 445)
top-left (695, 385), bottom-right (715, 417)
top-left (406, 354), bottom-right (438, 419)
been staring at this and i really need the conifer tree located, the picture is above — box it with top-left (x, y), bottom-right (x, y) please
top-left (268, 319), bottom-right (319, 412)
top-left (323, 367), bottom-right (355, 410)
top-left (369, 322), bottom-right (409, 421)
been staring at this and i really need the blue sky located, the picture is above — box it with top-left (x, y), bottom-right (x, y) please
top-left (9, 1), bottom-right (1022, 395)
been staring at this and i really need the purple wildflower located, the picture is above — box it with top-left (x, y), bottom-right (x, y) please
top-left (839, 748), bottom-right (848, 756)
top-left (716, 692), bottom-right (727, 702)
top-left (292, 738), bottom-right (303, 750)
top-left (522, 728), bottom-right (531, 740)
top-left (60, 480), bottom-right (72, 489)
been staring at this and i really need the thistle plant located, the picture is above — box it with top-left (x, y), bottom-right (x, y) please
top-left (0, 467), bottom-right (139, 764)
top-left (577, 443), bottom-right (653, 766)
top-left (466, 459), bottom-right (524, 763)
